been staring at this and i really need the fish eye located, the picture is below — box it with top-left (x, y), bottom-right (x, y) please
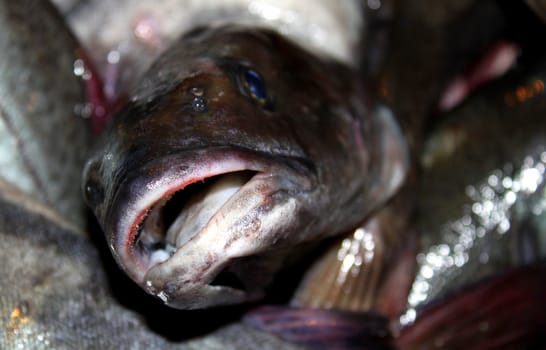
top-left (238, 67), bottom-right (268, 106)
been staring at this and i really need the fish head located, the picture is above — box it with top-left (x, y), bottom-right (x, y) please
top-left (82, 26), bottom-right (409, 309)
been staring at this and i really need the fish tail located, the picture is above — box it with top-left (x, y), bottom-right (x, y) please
top-left (395, 264), bottom-right (546, 350)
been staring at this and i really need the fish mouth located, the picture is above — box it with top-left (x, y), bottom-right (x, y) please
top-left (108, 148), bottom-right (314, 308)
top-left (134, 170), bottom-right (258, 268)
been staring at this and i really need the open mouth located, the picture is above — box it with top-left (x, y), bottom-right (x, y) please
top-left (131, 170), bottom-right (258, 269)
top-left (107, 149), bottom-right (314, 308)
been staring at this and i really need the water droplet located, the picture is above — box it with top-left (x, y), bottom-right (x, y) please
top-left (488, 174), bottom-right (499, 187)
top-left (107, 50), bottom-right (121, 64)
top-left (502, 176), bottom-right (513, 189)
top-left (157, 291), bottom-right (169, 303)
top-left (73, 59), bottom-right (85, 76)
top-left (399, 308), bottom-right (416, 326)
top-left (191, 87), bottom-right (204, 97)
top-left (421, 265), bottom-right (434, 279)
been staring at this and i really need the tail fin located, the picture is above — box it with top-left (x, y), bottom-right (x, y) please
top-left (396, 264), bottom-right (546, 350)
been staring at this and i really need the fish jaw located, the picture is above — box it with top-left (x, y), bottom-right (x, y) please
top-left (104, 147), bottom-right (314, 308)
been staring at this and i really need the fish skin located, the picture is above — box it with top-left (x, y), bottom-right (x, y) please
top-left (409, 49), bottom-right (546, 308)
top-left (82, 25), bottom-right (409, 309)
top-left (391, 17), bottom-right (546, 346)
top-left (0, 0), bottom-right (90, 229)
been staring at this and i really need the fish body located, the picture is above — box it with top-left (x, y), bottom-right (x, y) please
top-left (82, 24), bottom-right (409, 309)
top-left (405, 52), bottom-right (546, 314)
top-left (0, 0), bottom-right (90, 228)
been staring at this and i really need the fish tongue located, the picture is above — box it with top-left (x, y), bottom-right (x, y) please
top-left (166, 172), bottom-right (252, 248)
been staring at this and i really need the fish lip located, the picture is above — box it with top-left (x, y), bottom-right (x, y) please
top-left (105, 146), bottom-right (315, 298)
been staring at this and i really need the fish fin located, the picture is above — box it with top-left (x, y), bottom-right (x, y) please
top-left (292, 217), bottom-right (386, 311)
top-left (244, 305), bottom-right (393, 350)
top-left (292, 205), bottom-right (416, 316)
top-left (396, 264), bottom-right (546, 350)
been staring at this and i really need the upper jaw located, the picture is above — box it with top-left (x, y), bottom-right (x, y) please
top-left (105, 147), bottom-right (314, 308)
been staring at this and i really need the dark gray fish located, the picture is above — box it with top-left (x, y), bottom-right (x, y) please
top-left (82, 25), bottom-right (409, 309)
top-left (0, 0), bottom-right (90, 228)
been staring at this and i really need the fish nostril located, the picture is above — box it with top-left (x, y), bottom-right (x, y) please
top-left (210, 267), bottom-right (246, 291)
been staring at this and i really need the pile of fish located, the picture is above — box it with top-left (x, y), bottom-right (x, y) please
top-left (1, 0), bottom-right (545, 349)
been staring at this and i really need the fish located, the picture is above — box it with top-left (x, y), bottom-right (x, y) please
top-left (393, 8), bottom-right (546, 347)
top-left (82, 21), bottom-right (410, 309)
top-left (0, 0), bottom-right (90, 229)
top-left (79, 0), bottom-right (530, 313)
top-left (401, 20), bottom-right (546, 319)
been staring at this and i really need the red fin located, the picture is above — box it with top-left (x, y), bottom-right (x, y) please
top-left (396, 265), bottom-right (546, 350)
top-left (244, 306), bottom-right (393, 350)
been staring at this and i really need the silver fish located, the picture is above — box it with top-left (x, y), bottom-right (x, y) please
top-left (0, 0), bottom-right (90, 228)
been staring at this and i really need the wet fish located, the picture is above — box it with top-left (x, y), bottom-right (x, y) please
top-left (82, 21), bottom-right (409, 309)
top-left (402, 39), bottom-right (546, 314)
top-left (0, 0), bottom-right (90, 228)
top-left (393, 12), bottom-right (546, 347)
